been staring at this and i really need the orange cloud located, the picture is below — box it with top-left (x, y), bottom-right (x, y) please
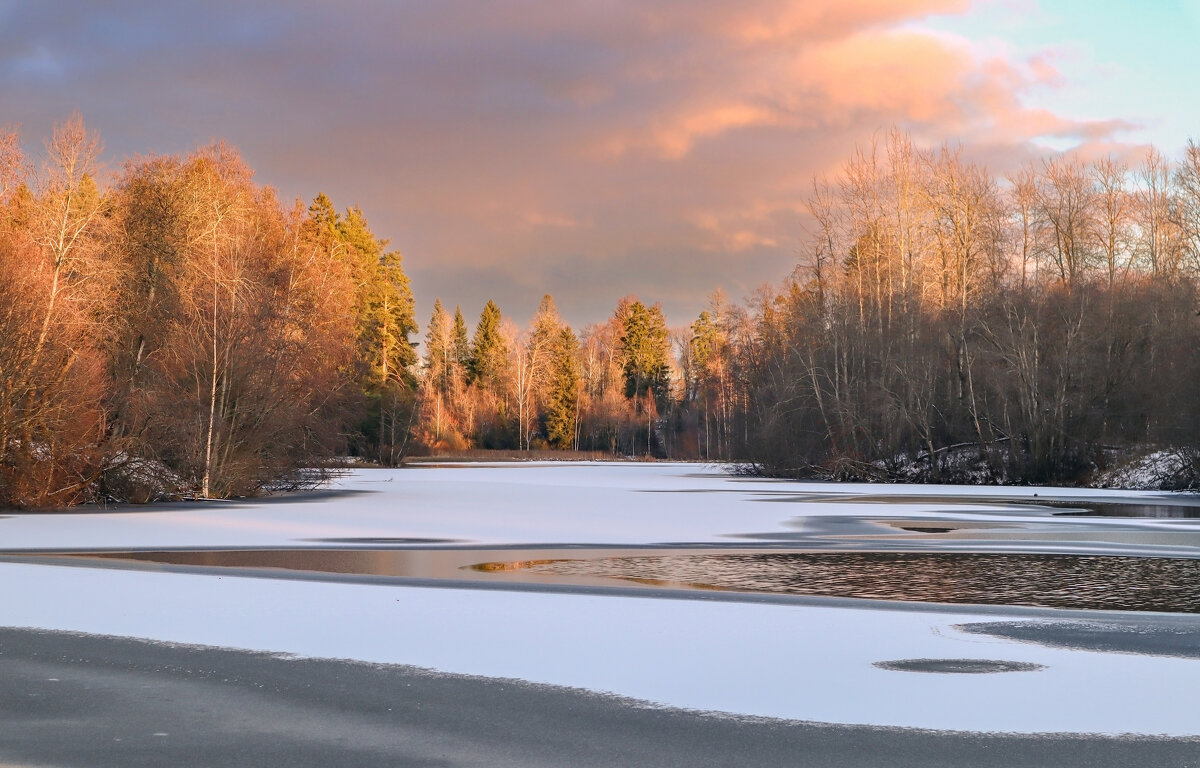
top-left (589, 5), bottom-right (1088, 166)
top-left (1, 0), bottom-right (1139, 329)
top-left (794, 30), bottom-right (975, 125)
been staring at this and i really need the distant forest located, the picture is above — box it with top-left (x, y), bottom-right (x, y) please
top-left (2, 119), bottom-right (1199, 507)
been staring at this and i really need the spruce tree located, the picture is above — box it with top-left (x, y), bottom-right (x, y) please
top-left (306, 192), bottom-right (339, 236)
top-left (469, 300), bottom-right (507, 389)
top-left (452, 306), bottom-right (470, 368)
top-left (529, 294), bottom-right (562, 346)
top-left (545, 327), bottom-right (581, 449)
top-left (620, 300), bottom-right (671, 455)
top-left (620, 300), bottom-right (670, 404)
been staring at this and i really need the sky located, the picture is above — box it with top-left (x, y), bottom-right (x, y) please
top-left (2, 0), bottom-right (1197, 331)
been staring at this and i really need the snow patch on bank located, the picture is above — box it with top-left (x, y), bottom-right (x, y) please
top-left (1093, 449), bottom-right (1199, 491)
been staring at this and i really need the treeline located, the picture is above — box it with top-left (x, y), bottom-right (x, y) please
top-left (689, 132), bottom-right (1200, 485)
top-left (0, 116), bottom-right (416, 507)
top-left (421, 132), bottom-right (1200, 488)
top-left (414, 294), bottom-right (674, 456)
top-left (6, 117), bottom-right (1200, 506)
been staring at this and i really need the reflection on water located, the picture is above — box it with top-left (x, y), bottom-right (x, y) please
top-left (513, 552), bottom-right (1200, 613)
top-left (59, 548), bottom-right (481, 580)
top-left (27, 547), bottom-right (1200, 613)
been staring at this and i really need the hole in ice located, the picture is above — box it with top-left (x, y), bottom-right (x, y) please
top-left (873, 659), bottom-right (1045, 674)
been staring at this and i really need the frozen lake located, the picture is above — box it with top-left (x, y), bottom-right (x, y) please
top-left (2, 462), bottom-right (1200, 735)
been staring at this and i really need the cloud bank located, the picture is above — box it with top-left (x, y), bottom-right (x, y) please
top-left (0, 0), bottom-right (1132, 327)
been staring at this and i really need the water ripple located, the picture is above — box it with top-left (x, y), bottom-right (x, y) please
top-left (517, 552), bottom-right (1200, 612)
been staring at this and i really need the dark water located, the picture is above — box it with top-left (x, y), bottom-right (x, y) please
top-left (1045, 502), bottom-right (1200, 518)
top-left (955, 620), bottom-right (1200, 659)
top-left (24, 547), bottom-right (1200, 613)
top-left (513, 552), bottom-right (1200, 613)
top-left (759, 491), bottom-right (1200, 518)
top-left (872, 659), bottom-right (1046, 674)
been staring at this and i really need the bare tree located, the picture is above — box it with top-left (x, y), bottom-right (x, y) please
top-left (1172, 140), bottom-right (1200, 275)
top-left (1036, 155), bottom-right (1097, 285)
top-left (0, 129), bottom-right (23, 204)
top-left (1132, 148), bottom-right (1180, 277)
top-left (1091, 155), bottom-right (1132, 287)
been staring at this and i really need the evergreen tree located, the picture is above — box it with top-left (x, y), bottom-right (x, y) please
top-left (620, 300), bottom-right (671, 455)
top-left (529, 294), bottom-right (562, 345)
top-left (620, 300), bottom-right (670, 404)
top-left (545, 326), bottom-right (582, 449)
top-left (528, 294), bottom-right (564, 368)
top-left (337, 206), bottom-right (417, 384)
top-left (306, 192), bottom-right (339, 237)
top-left (689, 310), bottom-right (721, 373)
top-left (363, 246), bottom-right (418, 466)
top-left (452, 305), bottom-right (470, 367)
top-left (468, 300), bottom-right (507, 389)
top-left (303, 196), bottom-right (417, 464)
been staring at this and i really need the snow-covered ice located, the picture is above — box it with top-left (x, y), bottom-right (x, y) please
top-left (1, 462), bottom-right (1199, 735)
top-left (3, 461), bottom-right (1197, 550)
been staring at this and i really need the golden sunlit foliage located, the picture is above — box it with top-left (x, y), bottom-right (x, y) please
top-left (0, 117), bottom-right (416, 507)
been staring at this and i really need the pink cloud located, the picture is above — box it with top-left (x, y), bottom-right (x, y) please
top-left (0, 0), bottom-right (1140, 329)
top-left (794, 30), bottom-right (975, 124)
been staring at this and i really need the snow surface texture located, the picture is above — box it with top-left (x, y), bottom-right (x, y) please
top-left (4, 461), bottom-right (1196, 550)
top-left (2, 462), bottom-right (1199, 735)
